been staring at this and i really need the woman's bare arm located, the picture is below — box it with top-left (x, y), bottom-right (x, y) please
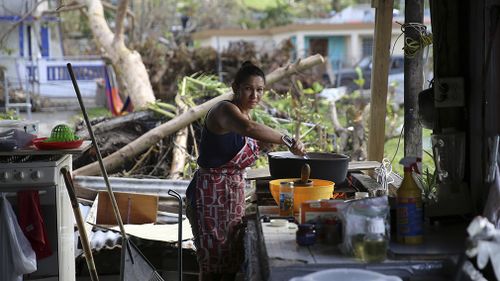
top-left (211, 102), bottom-right (282, 143)
top-left (207, 102), bottom-right (305, 155)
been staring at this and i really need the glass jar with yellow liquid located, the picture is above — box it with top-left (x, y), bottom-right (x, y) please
top-left (363, 217), bottom-right (388, 263)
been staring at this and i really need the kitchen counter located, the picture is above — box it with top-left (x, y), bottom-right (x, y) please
top-left (245, 205), bottom-right (466, 281)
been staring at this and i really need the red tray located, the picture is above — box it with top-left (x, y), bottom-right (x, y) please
top-left (33, 137), bottom-right (84, 150)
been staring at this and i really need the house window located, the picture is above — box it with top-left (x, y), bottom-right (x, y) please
top-left (18, 23), bottom-right (24, 57)
top-left (362, 37), bottom-right (373, 57)
top-left (41, 24), bottom-right (50, 57)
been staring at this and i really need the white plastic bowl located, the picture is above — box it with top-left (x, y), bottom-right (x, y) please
top-left (289, 268), bottom-right (403, 281)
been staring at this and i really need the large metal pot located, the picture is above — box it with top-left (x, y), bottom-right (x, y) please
top-left (267, 151), bottom-right (350, 184)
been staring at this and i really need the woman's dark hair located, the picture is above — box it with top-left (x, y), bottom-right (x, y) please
top-left (232, 61), bottom-right (266, 88)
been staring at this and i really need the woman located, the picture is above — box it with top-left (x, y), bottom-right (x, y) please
top-left (186, 61), bottom-right (305, 281)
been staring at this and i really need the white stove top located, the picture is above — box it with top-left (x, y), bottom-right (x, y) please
top-left (0, 141), bottom-right (90, 188)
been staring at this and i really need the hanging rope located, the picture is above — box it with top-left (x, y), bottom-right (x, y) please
top-left (392, 21), bottom-right (433, 58)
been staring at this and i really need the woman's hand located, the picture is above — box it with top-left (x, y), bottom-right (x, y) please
top-left (289, 139), bottom-right (306, 156)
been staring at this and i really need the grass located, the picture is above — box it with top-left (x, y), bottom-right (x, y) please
top-left (70, 107), bottom-right (112, 125)
top-left (242, 0), bottom-right (280, 10)
top-left (384, 128), bottom-right (435, 177)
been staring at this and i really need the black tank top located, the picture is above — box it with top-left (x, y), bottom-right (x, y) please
top-left (197, 102), bottom-right (245, 168)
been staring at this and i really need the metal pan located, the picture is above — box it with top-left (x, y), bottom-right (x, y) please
top-left (268, 151), bottom-right (350, 184)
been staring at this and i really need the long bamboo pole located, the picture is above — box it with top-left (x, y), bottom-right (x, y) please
top-left (74, 54), bottom-right (325, 176)
top-left (61, 168), bottom-right (100, 281)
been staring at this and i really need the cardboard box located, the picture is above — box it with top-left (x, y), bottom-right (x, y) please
top-left (96, 191), bottom-right (158, 225)
top-left (299, 199), bottom-right (344, 224)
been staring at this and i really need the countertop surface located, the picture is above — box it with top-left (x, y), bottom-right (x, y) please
top-left (252, 205), bottom-right (464, 281)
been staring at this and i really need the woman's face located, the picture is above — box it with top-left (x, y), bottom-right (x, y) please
top-left (234, 75), bottom-right (265, 110)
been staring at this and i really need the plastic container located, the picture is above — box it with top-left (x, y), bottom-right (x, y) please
top-left (396, 157), bottom-right (423, 244)
top-left (279, 181), bottom-right (294, 217)
top-left (296, 223), bottom-right (316, 246)
top-left (269, 178), bottom-right (334, 214)
top-left (33, 137), bottom-right (84, 150)
top-left (355, 192), bottom-right (369, 199)
top-left (322, 217), bottom-right (342, 245)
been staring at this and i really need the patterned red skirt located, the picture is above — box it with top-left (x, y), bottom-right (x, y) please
top-left (187, 138), bottom-right (258, 273)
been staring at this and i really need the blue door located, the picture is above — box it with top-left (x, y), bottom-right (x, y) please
top-left (327, 36), bottom-right (345, 70)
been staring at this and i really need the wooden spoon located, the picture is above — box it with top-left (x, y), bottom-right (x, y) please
top-left (294, 163), bottom-right (313, 186)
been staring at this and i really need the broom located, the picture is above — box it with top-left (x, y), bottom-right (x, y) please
top-left (67, 63), bottom-right (165, 281)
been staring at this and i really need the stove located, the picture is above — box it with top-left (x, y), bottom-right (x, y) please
top-left (0, 154), bottom-right (70, 188)
top-left (0, 145), bottom-right (91, 281)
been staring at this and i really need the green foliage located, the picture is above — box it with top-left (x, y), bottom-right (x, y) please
top-left (182, 73), bottom-right (229, 100)
top-left (259, 0), bottom-right (294, 28)
top-left (0, 47), bottom-right (14, 55)
top-left (415, 150), bottom-right (438, 203)
top-left (263, 81), bottom-right (333, 153)
top-left (0, 110), bottom-right (19, 120)
top-left (292, 0), bottom-right (334, 18)
top-left (72, 107), bottom-right (111, 124)
top-left (384, 128), bottom-right (436, 178)
top-left (242, 0), bottom-right (280, 10)
top-left (353, 66), bottom-right (365, 89)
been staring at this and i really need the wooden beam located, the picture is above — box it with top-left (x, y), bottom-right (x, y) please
top-left (368, 0), bottom-right (394, 162)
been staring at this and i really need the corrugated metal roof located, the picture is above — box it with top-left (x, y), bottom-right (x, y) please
top-left (75, 202), bottom-right (195, 259)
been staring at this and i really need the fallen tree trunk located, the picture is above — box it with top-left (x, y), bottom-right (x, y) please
top-left (75, 111), bottom-right (155, 139)
top-left (169, 78), bottom-right (190, 179)
top-left (80, 0), bottom-right (155, 109)
top-left (74, 54), bottom-right (325, 176)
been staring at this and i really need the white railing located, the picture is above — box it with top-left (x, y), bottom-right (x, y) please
top-left (0, 56), bottom-right (105, 98)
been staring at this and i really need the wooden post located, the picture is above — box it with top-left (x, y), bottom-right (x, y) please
top-left (404, 0), bottom-right (424, 158)
top-left (368, 0), bottom-right (394, 162)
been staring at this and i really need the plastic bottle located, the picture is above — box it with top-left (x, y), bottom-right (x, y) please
top-left (363, 217), bottom-right (388, 262)
top-left (279, 181), bottom-right (294, 217)
top-left (396, 157), bottom-right (423, 244)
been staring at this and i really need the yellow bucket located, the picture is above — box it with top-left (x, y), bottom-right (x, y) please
top-left (269, 178), bottom-right (335, 213)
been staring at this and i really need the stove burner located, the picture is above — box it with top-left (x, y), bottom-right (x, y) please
top-left (0, 154), bottom-right (63, 163)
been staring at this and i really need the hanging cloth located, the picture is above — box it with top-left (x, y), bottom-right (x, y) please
top-left (104, 65), bottom-right (125, 116)
top-left (17, 190), bottom-right (52, 260)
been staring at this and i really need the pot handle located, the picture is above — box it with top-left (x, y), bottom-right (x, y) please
top-left (301, 164), bottom-right (311, 183)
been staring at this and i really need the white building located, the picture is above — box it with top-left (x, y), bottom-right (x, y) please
top-left (193, 5), bottom-right (430, 70)
top-left (0, 0), bottom-right (105, 114)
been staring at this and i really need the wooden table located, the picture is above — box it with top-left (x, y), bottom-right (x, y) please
top-left (247, 206), bottom-right (464, 281)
